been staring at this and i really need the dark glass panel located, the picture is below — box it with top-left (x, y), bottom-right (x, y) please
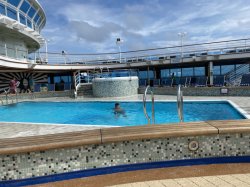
top-left (27, 19), bottom-right (32, 28)
top-left (20, 0), bottom-right (30, 13)
top-left (27, 6), bottom-right (36, 18)
top-left (7, 0), bottom-right (21, 7)
top-left (194, 67), bottom-right (205, 76)
top-left (7, 7), bottom-right (17, 20)
top-left (19, 13), bottom-right (26, 25)
top-left (0, 3), bottom-right (5, 15)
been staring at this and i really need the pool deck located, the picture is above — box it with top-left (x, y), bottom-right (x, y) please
top-left (0, 94), bottom-right (250, 139)
top-left (32, 163), bottom-right (250, 187)
top-left (1, 95), bottom-right (250, 186)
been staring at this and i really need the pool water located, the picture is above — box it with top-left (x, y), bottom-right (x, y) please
top-left (0, 101), bottom-right (245, 126)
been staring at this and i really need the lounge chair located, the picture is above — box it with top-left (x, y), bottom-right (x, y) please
top-left (161, 77), bottom-right (173, 87)
top-left (213, 75), bottom-right (225, 87)
top-left (240, 74), bottom-right (250, 86)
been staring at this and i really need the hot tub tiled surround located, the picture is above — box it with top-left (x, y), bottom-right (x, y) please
top-left (1, 120), bottom-right (250, 181)
top-left (92, 76), bottom-right (139, 97)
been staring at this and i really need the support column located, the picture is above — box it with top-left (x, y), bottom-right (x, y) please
top-left (209, 61), bottom-right (213, 86)
top-left (147, 66), bottom-right (150, 86)
top-left (154, 68), bottom-right (161, 79)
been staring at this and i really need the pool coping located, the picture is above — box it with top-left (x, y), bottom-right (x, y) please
top-left (1, 119), bottom-right (250, 155)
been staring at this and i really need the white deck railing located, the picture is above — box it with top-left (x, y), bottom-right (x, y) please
top-left (1, 38), bottom-right (250, 65)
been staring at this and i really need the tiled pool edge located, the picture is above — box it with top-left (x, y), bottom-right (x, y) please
top-left (0, 120), bottom-right (250, 185)
top-left (2, 156), bottom-right (250, 187)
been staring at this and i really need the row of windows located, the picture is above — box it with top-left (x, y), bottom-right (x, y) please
top-left (139, 65), bottom-right (245, 79)
top-left (0, 0), bottom-right (45, 32)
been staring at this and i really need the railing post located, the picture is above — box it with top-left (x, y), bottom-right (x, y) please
top-left (177, 85), bottom-right (184, 123)
top-left (4, 43), bottom-right (7, 56)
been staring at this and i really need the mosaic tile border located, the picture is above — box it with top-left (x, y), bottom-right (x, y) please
top-left (1, 133), bottom-right (250, 181)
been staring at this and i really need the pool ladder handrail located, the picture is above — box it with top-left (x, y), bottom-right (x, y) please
top-left (143, 85), bottom-right (155, 125)
top-left (3, 89), bottom-right (18, 105)
top-left (177, 85), bottom-right (184, 122)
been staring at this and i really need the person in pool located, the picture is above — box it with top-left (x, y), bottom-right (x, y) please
top-left (114, 103), bottom-right (126, 117)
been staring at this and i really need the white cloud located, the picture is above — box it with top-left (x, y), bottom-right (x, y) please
top-left (40, 0), bottom-right (250, 53)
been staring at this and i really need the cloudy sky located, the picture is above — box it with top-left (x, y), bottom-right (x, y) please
top-left (39, 0), bottom-right (250, 54)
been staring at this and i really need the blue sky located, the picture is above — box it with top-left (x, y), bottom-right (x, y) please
top-left (39, 0), bottom-right (250, 54)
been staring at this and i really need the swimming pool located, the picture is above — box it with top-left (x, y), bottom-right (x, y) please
top-left (0, 101), bottom-right (245, 126)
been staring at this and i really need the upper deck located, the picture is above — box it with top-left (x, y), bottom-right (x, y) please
top-left (0, 38), bottom-right (250, 72)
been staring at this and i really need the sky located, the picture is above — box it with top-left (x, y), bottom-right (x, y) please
top-left (38, 0), bottom-right (250, 54)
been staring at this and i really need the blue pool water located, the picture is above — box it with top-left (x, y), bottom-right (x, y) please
top-left (0, 101), bottom-right (245, 126)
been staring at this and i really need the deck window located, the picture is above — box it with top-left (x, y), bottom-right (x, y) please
top-left (20, 0), bottom-right (30, 13)
top-left (7, 0), bottom-right (21, 7)
top-left (194, 67), bottom-right (205, 76)
top-left (34, 14), bottom-right (40, 23)
top-left (170, 68), bottom-right (181, 77)
top-left (182, 67), bottom-right (194, 76)
top-left (0, 3), bottom-right (5, 15)
top-left (7, 7), bottom-right (17, 20)
top-left (161, 69), bottom-right (170, 78)
top-left (27, 6), bottom-right (36, 18)
top-left (139, 71), bottom-right (154, 79)
top-left (27, 19), bottom-right (32, 28)
top-left (213, 66), bottom-right (221, 75)
top-left (19, 13), bottom-right (26, 25)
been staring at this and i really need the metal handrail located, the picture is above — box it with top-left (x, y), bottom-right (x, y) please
top-left (74, 70), bottom-right (81, 98)
top-left (143, 85), bottom-right (155, 125)
top-left (177, 85), bottom-right (184, 122)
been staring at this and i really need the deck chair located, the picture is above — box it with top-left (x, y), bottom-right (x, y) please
top-left (213, 75), bottom-right (225, 87)
top-left (189, 77), bottom-right (197, 87)
top-left (196, 76), bottom-right (208, 87)
top-left (178, 77), bottom-right (187, 87)
top-left (240, 74), bottom-right (250, 86)
top-left (161, 77), bottom-right (173, 87)
top-left (153, 79), bottom-right (161, 87)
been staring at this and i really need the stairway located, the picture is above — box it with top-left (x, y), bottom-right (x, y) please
top-left (225, 63), bottom-right (250, 86)
top-left (77, 84), bottom-right (93, 97)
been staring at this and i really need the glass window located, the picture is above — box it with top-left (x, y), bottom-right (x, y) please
top-left (161, 69), bottom-right (170, 78)
top-left (0, 3), bottom-right (5, 15)
top-left (7, 7), bottom-right (17, 20)
top-left (194, 67), bottom-right (205, 76)
top-left (7, 0), bottom-right (21, 7)
top-left (27, 19), bottom-right (32, 28)
top-left (36, 17), bottom-right (42, 27)
top-left (139, 71), bottom-right (154, 79)
top-left (182, 67), bottom-right (194, 76)
top-left (221, 65), bottom-right (234, 75)
top-left (27, 6), bottom-right (36, 18)
top-left (20, 0), bottom-right (30, 13)
top-left (213, 66), bottom-right (221, 75)
top-left (34, 14), bottom-right (40, 23)
top-left (61, 76), bottom-right (70, 83)
top-left (170, 68), bottom-right (181, 77)
top-left (19, 13), bottom-right (26, 25)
